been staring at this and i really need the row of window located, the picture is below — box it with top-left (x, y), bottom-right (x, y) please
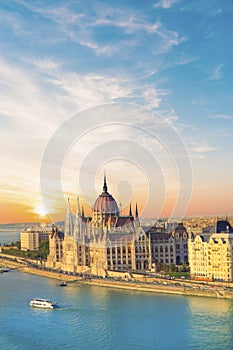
top-left (108, 259), bottom-right (131, 266)
top-left (107, 247), bottom-right (131, 254)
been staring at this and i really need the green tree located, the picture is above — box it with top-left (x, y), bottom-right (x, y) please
top-left (15, 241), bottom-right (21, 249)
top-left (181, 262), bottom-right (188, 271)
top-left (170, 263), bottom-right (176, 272)
top-left (38, 239), bottom-right (49, 259)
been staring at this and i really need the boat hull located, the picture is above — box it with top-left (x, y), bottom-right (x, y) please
top-left (29, 298), bottom-right (59, 309)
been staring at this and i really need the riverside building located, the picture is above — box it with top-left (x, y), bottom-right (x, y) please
top-left (47, 175), bottom-right (189, 275)
top-left (147, 223), bottom-right (189, 271)
top-left (21, 225), bottom-right (56, 251)
top-left (188, 219), bottom-right (233, 282)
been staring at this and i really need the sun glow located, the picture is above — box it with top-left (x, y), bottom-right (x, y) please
top-left (35, 205), bottom-right (48, 217)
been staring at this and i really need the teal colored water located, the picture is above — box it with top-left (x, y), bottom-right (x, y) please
top-left (1, 271), bottom-right (233, 350)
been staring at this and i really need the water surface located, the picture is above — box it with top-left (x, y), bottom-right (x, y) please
top-left (0, 271), bottom-right (233, 350)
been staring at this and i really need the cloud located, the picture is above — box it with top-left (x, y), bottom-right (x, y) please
top-left (48, 72), bottom-right (134, 109)
top-left (32, 58), bottom-right (61, 70)
top-left (92, 17), bottom-right (161, 35)
top-left (208, 64), bottom-right (224, 81)
top-left (209, 114), bottom-right (233, 121)
top-left (0, 55), bottom-right (169, 213)
top-left (191, 144), bottom-right (219, 153)
top-left (142, 86), bottom-right (166, 108)
top-left (154, 0), bottom-right (180, 9)
top-left (16, 2), bottom-right (183, 56)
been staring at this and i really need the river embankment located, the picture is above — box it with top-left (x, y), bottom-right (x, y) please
top-left (1, 254), bottom-right (233, 299)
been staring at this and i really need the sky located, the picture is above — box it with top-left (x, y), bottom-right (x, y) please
top-left (0, 0), bottom-right (232, 223)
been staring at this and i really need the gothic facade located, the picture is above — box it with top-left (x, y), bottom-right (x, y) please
top-left (47, 176), bottom-right (144, 275)
top-left (47, 176), bottom-right (189, 275)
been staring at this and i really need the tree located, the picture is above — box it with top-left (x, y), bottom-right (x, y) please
top-left (170, 263), bottom-right (176, 272)
top-left (181, 262), bottom-right (188, 272)
top-left (38, 239), bottom-right (49, 259)
top-left (15, 241), bottom-right (21, 249)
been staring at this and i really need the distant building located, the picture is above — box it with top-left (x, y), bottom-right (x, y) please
top-left (21, 225), bottom-right (56, 251)
top-left (188, 219), bottom-right (233, 281)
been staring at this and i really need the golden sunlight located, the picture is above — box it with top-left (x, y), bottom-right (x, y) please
top-left (34, 205), bottom-right (48, 217)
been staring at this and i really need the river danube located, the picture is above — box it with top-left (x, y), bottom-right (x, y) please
top-left (1, 271), bottom-right (233, 350)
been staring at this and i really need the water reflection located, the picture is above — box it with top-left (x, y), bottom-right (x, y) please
top-left (187, 297), bottom-right (233, 350)
top-left (188, 296), bottom-right (232, 315)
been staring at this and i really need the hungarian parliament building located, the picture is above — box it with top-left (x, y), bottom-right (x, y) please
top-left (47, 176), bottom-right (189, 275)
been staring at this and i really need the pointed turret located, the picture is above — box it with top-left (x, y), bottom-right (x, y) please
top-left (64, 198), bottom-right (73, 236)
top-left (76, 196), bottom-right (81, 217)
top-left (135, 203), bottom-right (140, 227)
top-left (215, 215), bottom-right (219, 232)
top-left (82, 205), bottom-right (85, 218)
top-left (103, 172), bottom-right (108, 193)
top-left (73, 197), bottom-right (82, 240)
top-left (129, 203), bottom-right (132, 216)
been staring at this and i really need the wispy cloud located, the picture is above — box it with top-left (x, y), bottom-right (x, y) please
top-left (32, 58), bottom-right (61, 70)
top-left (209, 114), bottom-right (233, 121)
top-left (92, 17), bottom-right (161, 35)
top-left (16, 2), bottom-right (184, 56)
top-left (142, 86), bottom-right (168, 108)
top-left (154, 0), bottom-right (180, 9)
top-left (190, 143), bottom-right (219, 153)
top-left (208, 64), bottom-right (224, 81)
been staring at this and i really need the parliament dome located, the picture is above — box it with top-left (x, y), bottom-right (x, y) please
top-left (93, 176), bottom-right (119, 215)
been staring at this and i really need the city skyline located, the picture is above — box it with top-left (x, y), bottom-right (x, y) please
top-left (0, 0), bottom-right (232, 223)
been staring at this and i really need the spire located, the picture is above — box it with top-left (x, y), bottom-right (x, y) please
top-left (103, 172), bottom-right (108, 192)
top-left (135, 203), bottom-right (140, 227)
top-left (82, 205), bottom-right (85, 218)
top-left (215, 214), bottom-right (219, 233)
top-left (129, 203), bottom-right (132, 216)
top-left (65, 197), bottom-right (73, 236)
top-left (76, 196), bottom-right (81, 216)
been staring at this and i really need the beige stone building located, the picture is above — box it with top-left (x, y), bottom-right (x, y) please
top-left (21, 225), bottom-right (55, 251)
top-left (47, 176), bottom-right (189, 275)
top-left (188, 220), bottom-right (233, 281)
top-left (47, 176), bottom-right (142, 275)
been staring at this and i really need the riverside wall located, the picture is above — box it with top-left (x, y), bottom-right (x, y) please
top-left (1, 254), bottom-right (233, 299)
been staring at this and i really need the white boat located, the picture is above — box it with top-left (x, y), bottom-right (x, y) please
top-left (29, 298), bottom-right (59, 309)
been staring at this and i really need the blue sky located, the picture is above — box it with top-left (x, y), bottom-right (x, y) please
top-left (0, 0), bottom-right (232, 222)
